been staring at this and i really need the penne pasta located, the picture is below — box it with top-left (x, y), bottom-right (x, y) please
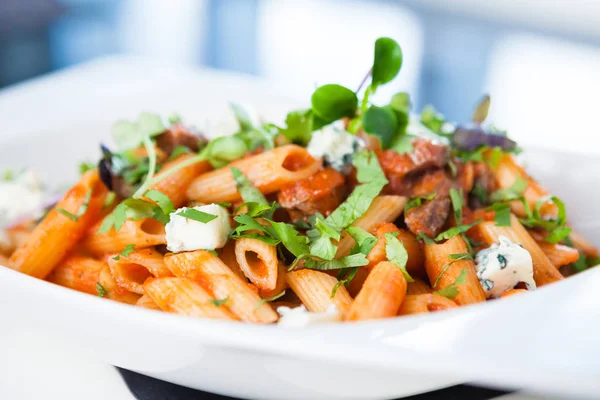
top-left (148, 154), bottom-right (212, 208)
top-left (366, 223), bottom-right (424, 277)
top-left (476, 215), bottom-right (563, 286)
top-left (97, 266), bottom-right (141, 304)
top-left (424, 235), bottom-right (486, 306)
top-left (234, 238), bottom-right (278, 291)
top-left (286, 269), bottom-right (353, 315)
top-left (569, 229), bottom-right (599, 258)
top-left (164, 250), bottom-right (278, 323)
top-left (335, 196), bottom-right (407, 258)
top-left (398, 293), bottom-right (458, 316)
top-left (535, 240), bottom-right (580, 269)
top-left (82, 219), bottom-right (166, 256)
top-left (9, 170), bottom-right (108, 279)
top-left (144, 277), bottom-right (236, 320)
top-left (186, 145), bottom-right (321, 203)
top-left (406, 278), bottom-right (432, 295)
top-left (48, 255), bottom-right (106, 295)
top-left (346, 261), bottom-right (407, 321)
top-left (218, 240), bottom-right (247, 281)
top-left (136, 294), bottom-right (161, 310)
top-left (107, 248), bottom-right (172, 294)
top-left (260, 262), bottom-right (288, 299)
top-left (500, 288), bottom-right (528, 298)
top-left (492, 154), bottom-right (557, 218)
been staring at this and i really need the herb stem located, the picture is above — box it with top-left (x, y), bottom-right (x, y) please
top-left (132, 134), bottom-right (157, 199)
top-left (356, 67), bottom-right (372, 94)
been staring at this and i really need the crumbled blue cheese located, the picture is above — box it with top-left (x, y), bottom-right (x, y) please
top-left (277, 305), bottom-right (341, 327)
top-left (306, 121), bottom-right (364, 172)
top-left (165, 204), bottom-right (231, 252)
top-left (475, 235), bottom-right (536, 298)
top-left (0, 169), bottom-right (49, 228)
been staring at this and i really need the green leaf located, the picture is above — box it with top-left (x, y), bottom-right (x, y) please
top-left (231, 167), bottom-right (268, 205)
top-left (281, 109), bottom-right (313, 146)
top-left (144, 190), bottom-right (175, 216)
top-left (311, 84), bottom-right (358, 123)
top-left (230, 102), bottom-right (259, 131)
top-left (309, 236), bottom-right (338, 261)
top-left (352, 150), bottom-right (388, 185)
top-left (315, 218), bottom-right (341, 241)
top-left (79, 161), bottom-right (96, 175)
top-left (346, 226), bottom-right (377, 255)
top-left (205, 136), bottom-right (248, 168)
top-left (490, 178), bottom-right (528, 202)
top-left (389, 133), bottom-right (415, 155)
top-left (96, 282), bottom-right (108, 297)
top-left (267, 220), bottom-right (310, 258)
top-left (113, 244), bottom-right (136, 260)
top-left (2, 169), bottom-right (14, 181)
top-left (331, 267), bottom-right (359, 298)
top-left (254, 290), bottom-right (286, 310)
top-left (169, 145), bottom-right (192, 160)
top-left (433, 253), bottom-right (472, 288)
top-left (420, 105), bottom-right (446, 134)
top-left (435, 269), bottom-right (467, 299)
top-left (363, 105), bottom-right (398, 148)
top-left (305, 253), bottom-right (369, 271)
top-left (472, 95), bottom-right (491, 124)
top-left (404, 193), bottom-right (436, 214)
top-left (390, 92), bottom-right (411, 114)
top-left (177, 208), bottom-right (218, 223)
top-left (385, 232), bottom-right (413, 282)
top-left (371, 37), bottom-right (403, 88)
top-left (209, 296), bottom-right (229, 307)
top-left (434, 220), bottom-right (481, 242)
top-left (235, 202), bottom-right (276, 218)
top-left (137, 112), bottom-right (166, 137)
top-left (97, 213), bottom-right (116, 234)
top-left (325, 151), bottom-right (387, 232)
top-left (56, 208), bottom-right (79, 222)
top-left (487, 203), bottom-right (511, 227)
top-left (487, 147), bottom-right (505, 169)
top-left (123, 198), bottom-right (156, 220)
top-left (113, 202), bottom-right (128, 231)
top-left (449, 188), bottom-right (464, 223)
top-left (131, 133), bottom-right (158, 199)
top-left (544, 226), bottom-right (572, 244)
top-left (416, 232), bottom-right (435, 245)
top-left (111, 120), bottom-right (140, 151)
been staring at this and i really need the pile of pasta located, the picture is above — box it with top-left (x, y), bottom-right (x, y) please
top-left (0, 140), bottom-right (597, 324)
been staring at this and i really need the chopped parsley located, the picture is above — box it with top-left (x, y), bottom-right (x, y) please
top-left (385, 233), bottom-right (413, 281)
top-left (404, 193), bottom-right (436, 214)
top-left (486, 203), bottom-right (511, 227)
top-left (254, 290), bottom-right (286, 310)
top-left (57, 187), bottom-right (94, 222)
top-left (489, 177), bottom-right (528, 203)
top-left (96, 282), bottom-right (108, 297)
top-left (79, 161), bottom-right (96, 175)
top-left (435, 268), bottom-right (467, 299)
top-left (231, 166), bottom-right (268, 205)
top-left (433, 253), bottom-right (473, 288)
top-left (209, 296), bottom-right (229, 307)
top-left (112, 244), bottom-right (136, 260)
top-left (177, 208), bottom-right (218, 223)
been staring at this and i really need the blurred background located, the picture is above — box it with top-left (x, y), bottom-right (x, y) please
top-left (1, 0), bottom-right (599, 142)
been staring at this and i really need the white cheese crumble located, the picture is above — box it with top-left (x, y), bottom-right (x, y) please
top-left (475, 235), bottom-right (536, 298)
top-left (277, 305), bottom-right (341, 328)
top-left (0, 169), bottom-right (49, 228)
top-left (165, 204), bottom-right (231, 253)
top-left (306, 121), bottom-right (364, 172)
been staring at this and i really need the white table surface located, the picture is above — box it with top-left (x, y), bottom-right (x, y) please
top-left (0, 57), bottom-right (572, 400)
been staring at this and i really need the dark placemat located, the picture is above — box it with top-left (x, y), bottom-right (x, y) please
top-left (117, 368), bottom-right (512, 400)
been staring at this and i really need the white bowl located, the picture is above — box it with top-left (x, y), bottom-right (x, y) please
top-left (1, 57), bottom-right (599, 400)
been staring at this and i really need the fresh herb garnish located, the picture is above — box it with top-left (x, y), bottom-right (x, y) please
top-left (435, 268), bottom-right (467, 299)
top-left (144, 190), bottom-right (175, 216)
top-left (331, 267), bottom-right (359, 298)
top-left (433, 253), bottom-right (473, 288)
top-left (305, 253), bottom-right (369, 270)
top-left (311, 84), bottom-right (358, 123)
top-left (384, 232), bottom-right (413, 281)
top-left (346, 226), bottom-right (377, 255)
top-left (489, 177), bottom-right (528, 202)
top-left (449, 188), bottom-right (464, 223)
top-left (96, 282), bottom-right (108, 297)
top-left (209, 296), bottom-right (229, 307)
top-left (177, 208), bottom-right (218, 224)
top-left (254, 290), bottom-right (286, 310)
top-left (231, 167), bottom-right (268, 205)
top-left (79, 161), bottom-right (96, 174)
top-left (486, 203), bottom-right (512, 227)
top-left (113, 244), bottom-right (136, 260)
top-left (57, 187), bottom-right (94, 222)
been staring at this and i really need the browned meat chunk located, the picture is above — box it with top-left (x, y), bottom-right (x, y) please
top-left (156, 123), bottom-right (206, 154)
top-left (378, 139), bottom-right (448, 195)
top-left (278, 168), bottom-right (347, 217)
top-left (405, 197), bottom-right (451, 238)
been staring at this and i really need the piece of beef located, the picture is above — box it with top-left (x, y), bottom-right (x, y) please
top-left (405, 197), bottom-right (451, 238)
top-left (156, 123), bottom-right (206, 155)
top-left (277, 168), bottom-right (347, 217)
top-left (378, 139), bottom-right (448, 195)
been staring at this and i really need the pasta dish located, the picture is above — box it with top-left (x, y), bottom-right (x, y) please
top-left (1, 37), bottom-right (597, 326)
